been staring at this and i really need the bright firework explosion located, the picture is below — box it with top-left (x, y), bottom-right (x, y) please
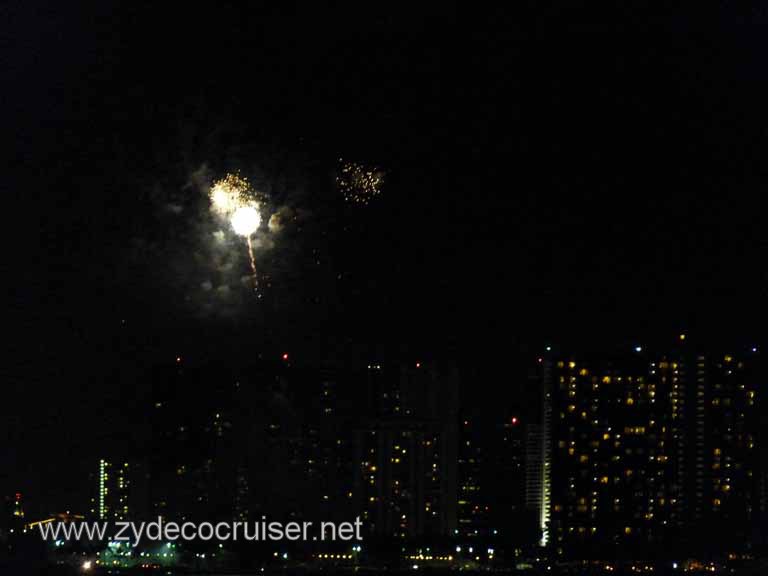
top-left (209, 173), bottom-right (262, 290)
top-left (336, 159), bottom-right (385, 205)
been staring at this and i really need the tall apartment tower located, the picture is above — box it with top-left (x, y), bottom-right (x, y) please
top-left (535, 346), bottom-right (761, 560)
top-left (354, 361), bottom-right (459, 539)
top-left (525, 358), bottom-right (552, 548)
top-left (92, 459), bottom-right (134, 521)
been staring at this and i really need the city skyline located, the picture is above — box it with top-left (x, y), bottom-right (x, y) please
top-left (4, 341), bottom-right (764, 561)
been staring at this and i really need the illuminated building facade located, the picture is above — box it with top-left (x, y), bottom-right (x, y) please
top-left (355, 362), bottom-right (458, 539)
top-left (547, 356), bottom-right (675, 558)
top-left (526, 358), bottom-right (553, 548)
top-left (537, 346), bottom-right (761, 559)
top-left (524, 422), bottom-right (546, 542)
top-left (457, 416), bottom-right (488, 539)
top-left (92, 459), bottom-right (133, 521)
top-left (665, 352), bottom-right (760, 552)
top-left (453, 408), bottom-right (532, 563)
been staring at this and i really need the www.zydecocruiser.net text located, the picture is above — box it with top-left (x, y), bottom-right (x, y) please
top-left (36, 517), bottom-right (364, 547)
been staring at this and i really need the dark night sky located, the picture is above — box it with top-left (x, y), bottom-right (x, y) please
top-left (3, 2), bottom-right (768, 515)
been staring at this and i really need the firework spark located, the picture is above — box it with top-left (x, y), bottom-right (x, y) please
top-left (336, 159), bottom-right (385, 206)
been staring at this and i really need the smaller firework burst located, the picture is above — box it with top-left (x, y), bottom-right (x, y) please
top-left (336, 159), bottom-right (385, 206)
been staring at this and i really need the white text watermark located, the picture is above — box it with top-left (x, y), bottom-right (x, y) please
top-left (37, 517), bottom-right (364, 547)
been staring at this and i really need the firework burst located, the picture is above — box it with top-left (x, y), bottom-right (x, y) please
top-left (336, 159), bottom-right (385, 206)
top-left (209, 173), bottom-right (263, 292)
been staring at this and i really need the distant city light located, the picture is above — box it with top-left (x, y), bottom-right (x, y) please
top-left (635, 346), bottom-right (642, 353)
top-left (282, 353), bottom-right (289, 361)
top-left (679, 334), bottom-right (686, 341)
top-left (175, 356), bottom-right (182, 363)
top-left (83, 560), bottom-right (93, 571)
top-left (546, 346), bottom-right (552, 351)
top-left (416, 362), bottom-right (421, 368)
top-left (511, 417), bottom-right (519, 425)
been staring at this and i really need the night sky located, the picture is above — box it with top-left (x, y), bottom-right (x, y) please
top-left (4, 2), bottom-right (768, 516)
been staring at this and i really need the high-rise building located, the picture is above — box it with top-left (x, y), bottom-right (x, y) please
top-left (457, 416), bottom-right (488, 539)
top-left (455, 408), bottom-right (531, 563)
top-left (525, 358), bottom-right (553, 548)
top-left (530, 346), bottom-right (761, 559)
top-left (491, 414), bottom-right (532, 548)
top-left (354, 361), bottom-right (458, 540)
top-left (547, 355), bottom-right (675, 558)
top-left (664, 352), bottom-right (760, 552)
top-left (148, 362), bottom-right (251, 523)
top-left (92, 459), bottom-right (133, 521)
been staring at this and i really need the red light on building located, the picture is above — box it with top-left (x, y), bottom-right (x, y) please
top-left (416, 362), bottom-right (421, 368)
top-left (282, 353), bottom-right (289, 361)
top-left (511, 417), bottom-right (518, 425)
